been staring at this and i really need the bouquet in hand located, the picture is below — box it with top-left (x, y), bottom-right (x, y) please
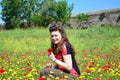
top-left (48, 48), bottom-right (53, 55)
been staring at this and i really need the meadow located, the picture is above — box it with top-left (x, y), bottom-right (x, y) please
top-left (0, 26), bottom-right (120, 80)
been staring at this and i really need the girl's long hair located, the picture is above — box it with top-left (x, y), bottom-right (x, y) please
top-left (49, 22), bottom-right (75, 55)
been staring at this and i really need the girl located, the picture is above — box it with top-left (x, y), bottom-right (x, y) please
top-left (40, 23), bottom-right (80, 79)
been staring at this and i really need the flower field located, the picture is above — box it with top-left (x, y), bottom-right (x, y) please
top-left (0, 26), bottom-right (120, 80)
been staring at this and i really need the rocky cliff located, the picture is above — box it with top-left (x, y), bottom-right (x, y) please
top-left (71, 8), bottom-right (120, 28)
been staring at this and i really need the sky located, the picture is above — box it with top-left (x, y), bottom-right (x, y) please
top-left (0, 0), bottom-right (120, 24)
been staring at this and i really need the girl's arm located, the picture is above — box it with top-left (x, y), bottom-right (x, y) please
top-left (55, 54), bottom-right (72, 71)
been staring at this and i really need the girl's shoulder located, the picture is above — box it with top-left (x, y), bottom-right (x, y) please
top-left (62, 43), bottom-right (72, 55)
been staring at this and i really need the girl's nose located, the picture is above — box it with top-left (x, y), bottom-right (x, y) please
top-left (52, 36), bottom-right (56, 39)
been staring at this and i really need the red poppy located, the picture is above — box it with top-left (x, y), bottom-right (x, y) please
top-left (27, 63), bottom-right (30, 66)
top-left (23, 72), bottom-right (27, 76)
top-left (28, 68), bottom-right (32, 72)
top-left (0, 68), bottom-right (5, 74)
top-left (88, 65), bottom-right (94, 68)
top-left (38, 77), bottom-right (46, 80)
top-left (114, 62), bottom-right (119, 66)
top-left (96, 77), bottom-right (101, 80)
top-left (108, 78), bottom-right (112, 80)
top-left (48, 48), bottom-right (53, 54)
top-left (86, 69), bottom-right (91, 73)
top-left (91, 62), bottom-right (94, 65)
top-left (102, 65), bottom-right (111, 71)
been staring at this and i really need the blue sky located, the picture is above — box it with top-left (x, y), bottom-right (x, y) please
top-left (68, 0), bottom-right (120, 14)
top-left (0, 0), bottom-right (120, 24)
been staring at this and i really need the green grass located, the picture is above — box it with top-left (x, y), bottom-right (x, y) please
top-left (0, 26), bottom-right (120, 80)
top-left (0, 26), bottom-right (120, 54)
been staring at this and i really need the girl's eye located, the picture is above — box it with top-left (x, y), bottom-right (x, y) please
top-left (55, 35), bottom-right (58, 37)
top-left (51, 35), bottom-right (57, 37)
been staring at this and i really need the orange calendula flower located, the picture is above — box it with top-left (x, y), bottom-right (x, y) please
top-left (58, 65), bottom-right (63, 70)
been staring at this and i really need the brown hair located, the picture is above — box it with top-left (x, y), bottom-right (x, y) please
top-left (49, 22), bottom-right (75, 55)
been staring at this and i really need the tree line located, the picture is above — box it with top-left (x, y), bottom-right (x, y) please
top-left (1, 0), bottom-right (73, 29)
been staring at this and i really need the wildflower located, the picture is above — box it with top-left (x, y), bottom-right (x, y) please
top-left (97, 68), bottom-right (101, 72)
top-left (64, 75), bottom-right (68, 79)
top-left (96, 77), bottom-right (101, 80)
top-left (23, 72), bottom-right (27, 76)
top-left (55, 77), bottom-right (60, 80)
top-left (91, 62), bottom-right (94, 65)
top-left (28, 68), bottom-right (32, 72)
top-left (88, 65), bottom-right (94, 68)
top-left (108, 78), bottom-right (112, 80)
top-left (0, 68), bottom-right (5, 74)
top-left (114, 62), bottom-right (119, 66)
top-left (86, 69), bottom-right (91, 73)
top-left (38, 77), bottom-right (46, 80)
top-left (50, 71), bottom-right (54, 74)
top-left (102, 65), bottom-right (111, 71)
top-left (48, 48), bottom-right (53, 54)
top-left (60, 78), bottom-right (65, 80)
top-left (58, 65), bottom-right (63, 70)
top-left (27, 63), bottom-right (30, 66)
top-left (82, 50), bottom-right (85, 52)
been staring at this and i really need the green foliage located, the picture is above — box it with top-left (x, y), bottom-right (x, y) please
top-left (32, 0), bottom-right (73, 27)
top-left (22, 0), bottom-right (39, 27)
top-left (76, 13), bottom-right (88, 23)
top-left (1, 0), bottom-right (23, 29)
top-left (1, 0), bottom-right (73, 29)
top-left (51, 0), bottom-right (73, 24)
top-left (31, 0), bottom-right (54, 27)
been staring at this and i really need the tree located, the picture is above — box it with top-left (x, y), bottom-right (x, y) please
top-left (31, 0), bottom-right (73, 27)
top-left (1, 0), bottom-right (73, 29)
top-left (22, 0), bottom-right (39, 28)
top-left (1, 0), bottom-right (23, 29)
top-left (32, 0), bottom-right (54, 27)
top-left (51, 0), bottom-right (73, 25)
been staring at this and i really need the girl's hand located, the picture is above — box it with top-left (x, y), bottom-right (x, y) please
top-left (48, 53), bottom-right (56, 62)
top-left (46, 62), bottom-right (52, 68)
top-left (48, 48), bottom-right (56, 62)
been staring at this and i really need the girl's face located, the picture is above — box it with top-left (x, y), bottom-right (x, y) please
top-left (50, 31), bottom-right (62, 44)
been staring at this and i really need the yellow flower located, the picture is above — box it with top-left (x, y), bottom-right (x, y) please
top-left (97, 64), bottom-right (100, 68)
top-left (79, 75), bottom-right (85, 79)
top-left (27, 73), bottom-right (32, 77)
top-left (50, 71), bottom-right (54, 74)
top-left (49, 74), bottom-right (53, 78)
top-left (81, 72), bottom-right (87, 75)
top-left (12, 72), bottom-right (17, 76)
top-left (90, 68), bottom-right (96, 72)
top-left (64, 75), bottom-right (68, 79)
top-left (17, 61), bottom-right (20, 64)
top-left (100, 74), bottom-right (103, 76)
top-left (97, 68), bottom-right (101, 72)
top-left (116, 72), bottom-right (120, 76)
top-left (55, 77), bottom-right (60, 80)
top-left (9, 69), bottom-right (13, 72)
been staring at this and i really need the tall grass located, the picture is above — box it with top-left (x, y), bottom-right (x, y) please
top-left (0, 26), bottom-right (120, 54)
